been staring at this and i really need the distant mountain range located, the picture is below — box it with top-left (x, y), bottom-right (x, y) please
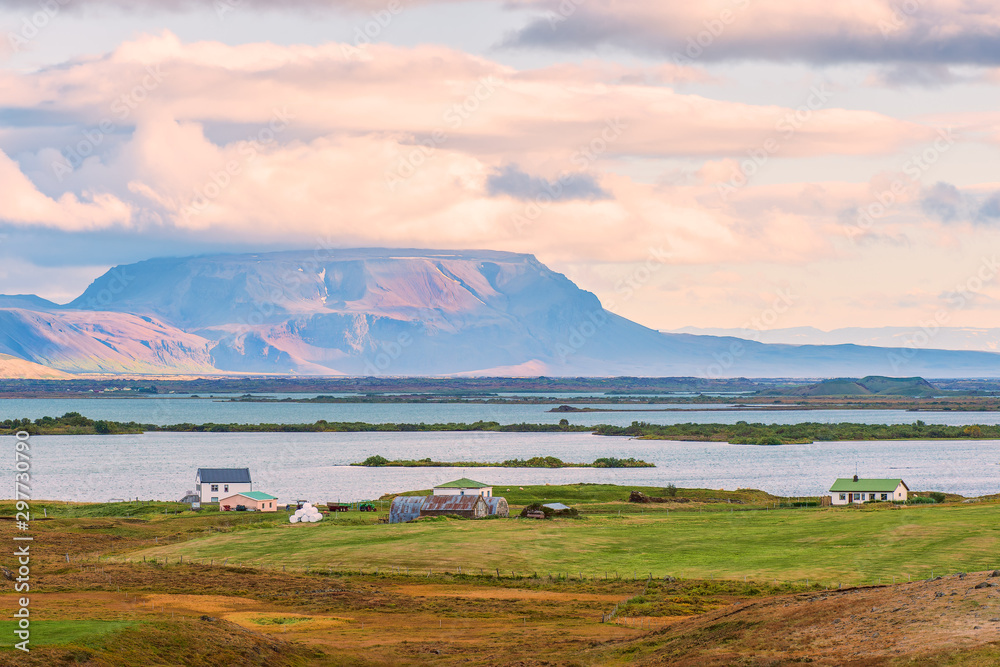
top-left (4, 248), bottom-right (1000, 377)
top-left (671, 326), bottom-right (1000, 353)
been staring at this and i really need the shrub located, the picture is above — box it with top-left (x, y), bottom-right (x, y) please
top-left (362, 455), bottom-right (390, 467)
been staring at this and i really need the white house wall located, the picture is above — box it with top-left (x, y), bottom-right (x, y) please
top-left (198, 482), bottom-right (252, 503)
top-left (432, 488), bottom-right (493, 497)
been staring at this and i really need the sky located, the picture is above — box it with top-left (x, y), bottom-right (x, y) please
top-left (0, 0), bottom-right (999, 332)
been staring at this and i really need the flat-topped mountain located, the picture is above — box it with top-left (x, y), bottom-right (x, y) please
top-left (4, 248), bottom-right (1000, 377)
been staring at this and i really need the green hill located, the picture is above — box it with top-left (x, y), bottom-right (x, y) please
top-left (765, 376), bottom-right (939, 397)
top-left (858, 375), bottom-right (938, 396)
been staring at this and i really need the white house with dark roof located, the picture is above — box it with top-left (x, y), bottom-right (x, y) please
top-left (196, 468), bottom-right (252, 503)
top-left (829, 476), bottom-right (908, 505)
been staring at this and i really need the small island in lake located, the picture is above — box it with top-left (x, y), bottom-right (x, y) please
top-left (351, 455), bottom-right (654, 468)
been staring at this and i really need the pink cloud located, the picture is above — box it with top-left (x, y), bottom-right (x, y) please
top-left (505, 0), bottom-right (1000, 65)
top-left (0, 31), bottom-right (933, 162)
top-left (0, 149), bottom-right (131, 228)
top-left (0, 31), bottom-right (984, 268)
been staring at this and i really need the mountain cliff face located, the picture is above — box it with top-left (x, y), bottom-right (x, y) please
top-left (63, 249), bottom-right (673, 375)
top-left (4, 248), bottom-right (1000, 377)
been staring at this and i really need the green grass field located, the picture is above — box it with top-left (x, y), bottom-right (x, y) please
top-left (138, 501), bottom-right (1000, 586)
top-left (391, 483), bottom-right (784, 506)
top-left (0, 620), bottom-right (137, 648)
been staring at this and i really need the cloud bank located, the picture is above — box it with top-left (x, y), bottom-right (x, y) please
top-left (0, 30), bottom-right (995, 286)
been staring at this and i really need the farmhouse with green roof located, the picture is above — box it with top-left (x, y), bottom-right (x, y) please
top-left (829, 475), bottom-right (908, 505)
top-left (433, 478), bottom-right (493, 498)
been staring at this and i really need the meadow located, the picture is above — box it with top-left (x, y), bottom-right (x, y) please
top-left (4, 486), bottom-right (1000, 665)
top-left (126, 486), bottom-right (1000, 587)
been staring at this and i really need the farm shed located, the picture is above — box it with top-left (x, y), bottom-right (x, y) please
top-left (829, 476), bottom-right (908, 505)
top-left (390, 496), bottom-right (427, 524)
top-left (390, 494), bottom-right (509, 523)
top-left (484, 496), bottom-right (509, 518)
top-left (419, 494), bottom-right (488, 519)
top-left (219, 491), bottom-right (278, 512)
top-left (433, 478), bottom-right (493, 497)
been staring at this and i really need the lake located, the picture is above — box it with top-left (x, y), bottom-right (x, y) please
top-left (3, 397), bottom-right (1000, 428)
top-left (11, 431), bottom-right (999, 502)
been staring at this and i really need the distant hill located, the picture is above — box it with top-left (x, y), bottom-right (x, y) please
top-left (0, 294), bottom-right (60, 310)
top-left (670, 325), bottom-right (1000, 353)
top-left (0, 353), bottom-right (75, 379)
top-left (763, 376), bottom-right (940, 397)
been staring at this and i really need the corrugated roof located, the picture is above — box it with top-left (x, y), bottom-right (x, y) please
top-left (484, 496), bottom-right (509, 517)
top-left (223, 491), bottom-right (276, 501)
top-left (421, 495), bottom-right (485, 512)
top-left (433, 478), bottom-right (490, 489)
top-left (829, 478), bottom-right (906, 492)
top-left (197, 468), bottom-right (251, 483)
top-left (390, 496), bottom-right (427, 524)
top-left (542, 502), bottom-right (570, 511)
top-left (484, 497), bottom-right (507, 511)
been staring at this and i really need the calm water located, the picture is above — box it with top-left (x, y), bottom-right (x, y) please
top-left (10, 431), bottom-right (999, 502)
top-left (3, 397), bottom-right (1000, 427)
